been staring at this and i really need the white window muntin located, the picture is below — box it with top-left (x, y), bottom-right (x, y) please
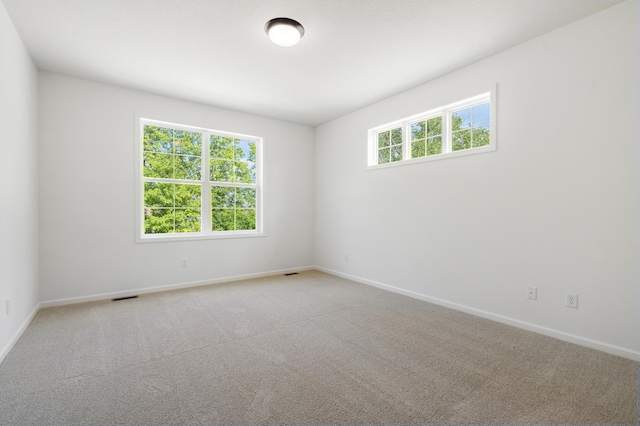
top-left (367, 90), bottom-right (495, 168)
top-left (136, 117), bottom-right (264, 242)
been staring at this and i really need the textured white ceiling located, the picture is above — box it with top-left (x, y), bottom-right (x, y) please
top-left (3, 0), bottom-right (622, 126)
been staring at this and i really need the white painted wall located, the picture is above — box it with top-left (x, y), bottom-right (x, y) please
top-left (38, 73), bottom-right (315, 302)
top-left (0, 1), bottom-right (40, 360)
top-left (314, 1), bottom-right (639, 359)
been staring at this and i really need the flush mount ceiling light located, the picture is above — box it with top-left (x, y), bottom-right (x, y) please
top-left (265, 17), bottom-right (305, 47)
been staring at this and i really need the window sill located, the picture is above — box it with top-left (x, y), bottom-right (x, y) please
top-left (136, 231), bottom-right (266, 243)
top-left (366, 144), bottom-right (496, 171)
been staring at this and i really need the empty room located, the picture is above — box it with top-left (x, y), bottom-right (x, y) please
top-left (0, 0), bottom-right (638, 424)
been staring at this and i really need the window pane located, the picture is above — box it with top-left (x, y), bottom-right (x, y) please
top-left (143, 152), bottom-right (174, 178)
top-left (391, 128), bottom-right (402, 145)
top-left (452, 130), bottom-right (472, 151)
top-left (212, 186), bottom-right (235, 208)
top-left (174, 155), bottom-right (201, 180)
top-left (175, 208), bottom-right (201, 233)
top-left (378, 148), bottom-right (390, 164)
top-left (472, 103), bottom-right (490, 126)
top-left (427, 116), bottom-right (442, 137)
top-left (411, 122), bottom-right (425, 141)
top-left (378, 131), bottom-right (390, 148)
top-left (212, 209), bottom-right (234, 231)
top-left (452, 108), bottom-right (471, 131)
top-left (234, 161), bottom-right (256, 184)
top-left (236, 209), bottom-right (256, 230)
top-left (143, 184), bottom-right (201, 234)
top-left (143, 126), bottom-right (173, 154)
top-left (472, 125), bottom-right (491, 148)
top-left (391, 145), bottom-right (402, 162)
top-left (427, 136), bottom-right (442, 156)
top-left (235, 140), bottom-right (255, 161)
top-left (211, 159), bottom-right (234, 182)
top-left (411, 139), bottom-right (425, 158)
top-left (236, 187), bottom-right (256, 208)
top-left (174, 130), bottom-right (201, 156)
top-left (174, 184), bottom-right (201, 209)
top-left (144, 182), bottom-right (174, 208)
top-left (210, 136), bottom-right (235, 160)
top-left (144, 207), bottom-right (176, 234)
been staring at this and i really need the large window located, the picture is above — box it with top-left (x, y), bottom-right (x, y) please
top-left (136, 118), bottom-right (262, 241)
top-left (368, 91), bottom-right (495, 168)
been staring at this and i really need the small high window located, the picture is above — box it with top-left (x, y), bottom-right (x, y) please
top-left (368, 91), bottom-right (495, 168)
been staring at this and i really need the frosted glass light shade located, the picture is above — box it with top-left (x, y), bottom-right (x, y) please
top-left (265, 18), bottom-right (305, 47)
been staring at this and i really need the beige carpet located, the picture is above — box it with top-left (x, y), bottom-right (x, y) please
top-left (0, 270), bottom-right (637, 425)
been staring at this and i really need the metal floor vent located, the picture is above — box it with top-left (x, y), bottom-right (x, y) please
top-left (283, 272), bottom-right (299, 276)
top-left (112, 295), bottom-right (139, 302)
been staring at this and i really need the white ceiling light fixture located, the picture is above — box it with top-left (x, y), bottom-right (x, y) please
top-left (265, 17), bottom-right (305, 47)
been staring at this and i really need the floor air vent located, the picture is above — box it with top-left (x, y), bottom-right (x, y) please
top-left (283, 272), bottom-right (299, 276)
top-left (112, 295), bottom-right (139, 302)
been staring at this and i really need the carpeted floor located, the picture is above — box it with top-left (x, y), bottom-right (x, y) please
top-left (0, 270), bottom-right (637, 425)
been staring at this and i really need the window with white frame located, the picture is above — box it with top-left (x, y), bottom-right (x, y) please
top-left (137, 118), bottom-right (262, 241)
top-left (368, 91), bottom-right (495, 167)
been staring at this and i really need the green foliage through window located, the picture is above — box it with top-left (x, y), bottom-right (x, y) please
top-left (140, 121), bottom-right (261, 238)
top-left (211, 187), bottom-right (256, 231)
top-left (143, 126), bottom-right (202, 180)
top-left (451, 103), bottom-right (491, 151)
top-left (144, 183), bottom-right (201, 234)
top-left (369, 94), bottom-right (493, 167)
top-left (411, 116), bottom-right (442, 158)
top-left (210, 136), bottom-right (256, 184)
top-left (377, 127), bottom-right (403, 164)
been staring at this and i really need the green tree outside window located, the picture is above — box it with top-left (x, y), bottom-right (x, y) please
top-left (141, 123), bottom-right (260, 236)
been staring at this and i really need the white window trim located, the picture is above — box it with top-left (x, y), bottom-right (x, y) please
top-left (135, 116), bottom-right (265, 243)
top-left (367, 87), bottom-right (497, 169)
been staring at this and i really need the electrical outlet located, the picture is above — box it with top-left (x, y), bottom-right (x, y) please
top-left (181, 258), bottom-right (188, 268)
top-left (344, 253), bottom-right (349, 261)
top-left (526, 286), bottom-right (537, 300)
top-left (566, 292), bottom-right (578, 308)
top-left (5, 299), bottom-right (10, 315)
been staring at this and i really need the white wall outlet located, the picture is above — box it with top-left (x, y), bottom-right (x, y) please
top-left (181, 258), bottom-right (188, 268)
top-left (566, 292), bottom-right (578, 308)
top-left (5, 299), bottom-right (11, 315)
top-left (344, 253), bottom-right (349, 261)
top-left (526, 286), bottom-right (537, 300)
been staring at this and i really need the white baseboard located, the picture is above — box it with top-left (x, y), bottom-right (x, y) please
top-left (314, 266), bottom-right (640, 362)
top-left (40, 266), bottom-right (315, 308)
top-left (0, 302), bottom-right (40, 366)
